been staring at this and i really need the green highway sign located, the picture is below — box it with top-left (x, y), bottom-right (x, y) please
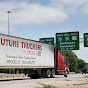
top-left (39, 37), bottom-right (54, 45)
top-left (84, 33), bottom-right (88, 47)
top-left (56, 32), bottom-right (79, 50)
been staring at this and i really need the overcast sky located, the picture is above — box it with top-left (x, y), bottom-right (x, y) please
top-left (0, 0), bottom-right (88, 63)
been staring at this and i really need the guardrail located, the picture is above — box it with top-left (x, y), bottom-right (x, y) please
top-left (69, 72), bottom-right (75, 74)
top-left (0, 73), bottom-right (28, 79)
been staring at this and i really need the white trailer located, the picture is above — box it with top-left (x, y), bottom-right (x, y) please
top-left (0, 33), bottom-right (54, 78)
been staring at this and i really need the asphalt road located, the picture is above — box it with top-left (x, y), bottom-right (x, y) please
top-left (0, 74), bottom-right (88, 86)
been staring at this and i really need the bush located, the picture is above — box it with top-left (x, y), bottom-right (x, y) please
top-left (43, 85), bottom-right (57, 88)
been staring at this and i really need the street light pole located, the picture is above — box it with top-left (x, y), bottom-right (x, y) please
top-left (6, 11), bottom-right (11, 74)
top-left (7, 11), bottom-right (11, 35)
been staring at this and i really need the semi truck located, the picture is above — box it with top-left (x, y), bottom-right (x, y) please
top-left (0, 33), bottom-right (69, 79)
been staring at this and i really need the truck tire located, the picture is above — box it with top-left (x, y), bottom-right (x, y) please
top-left (29, 74), bottom-right (39, 79)
top-left (46, 70), bottom-right (51, 78)
top-left (30, 74), bottom-right (35, 79)
top-left (51, 69), bottom-right (55, 78)
top-left (64, 70), bottom-right (68, 77)
top-left (41, 70), bottom-right (47, 78)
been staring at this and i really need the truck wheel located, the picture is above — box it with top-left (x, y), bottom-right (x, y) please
top-left (64, 70), bottom-right (68, 77)
top-left (51, 69), bottom-right (55, 78)
top-left (46, 70), bottom-right (51, 78)
top-left (30, 74), bottom-right (39, 79)
top-left (29, 74), bottom-right (34, 79)
top-left (41, 70), bottom-right (47, 78)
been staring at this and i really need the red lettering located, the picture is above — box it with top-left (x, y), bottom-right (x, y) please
top-left (31, 43), bottom-right (32, 49)
top-left (17, 41), bottom-right (19, 47)
top-left (29, 43), bottom-right (31, 49)
top-left (21, 42), bottom-right (24, 48)
top-left (13, 41), bottom-right (16, 47)
top-left (24, 42), bottom-right (26, 48)
top-left (1, 38), bottom-right (5, 45)
top-left (5, 39), bottom-right (9, 46)
top-left (0, 38), bottom-right (19, 48)
top-left (9, 40), bottom-right (12, 46)
top-left (36, 44), bottom-right (38, 50)
top-left (38, 45), bottom-right (40, 50)
top-left (21, 42), bottom-right (27, 48)
top-left (0, 38), bottom-right (42, 50)
top-left (26, 43), bottom-right (29, 49)
top-left (33, 44), bottom-right (35, 50)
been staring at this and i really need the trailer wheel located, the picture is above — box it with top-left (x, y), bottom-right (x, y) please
top-left (30, 74), bottom-right (34, 79)
top-left (46, 70), bottom-right (51, 78)
top-left (64, 70), bottom-right (68, 77)
top-left (29, 74), bottom-right (39, 79)
top-left (51, 69), bottom-right (55, 78)
top-left (41, 70), bottom-right (47, 78)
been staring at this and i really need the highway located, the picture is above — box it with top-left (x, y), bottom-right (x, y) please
top-left (0, 74), bottom-right (88, 88)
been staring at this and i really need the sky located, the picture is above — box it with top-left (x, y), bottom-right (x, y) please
top-left (0, 0), bottom-right (88, 63)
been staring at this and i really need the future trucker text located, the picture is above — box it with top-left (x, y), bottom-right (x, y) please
top-left (0, 38), bottom-right (42, 50)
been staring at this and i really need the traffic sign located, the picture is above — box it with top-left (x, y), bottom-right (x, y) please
top-left (39, 37), bottom-right (54, 45)
top-left (84, 33), bottom-right (88, 47)
top-left (56, 32), bottom-right (79, 50)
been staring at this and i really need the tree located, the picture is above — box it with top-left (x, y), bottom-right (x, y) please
top-left (78, 59), bottom-right (86, 70)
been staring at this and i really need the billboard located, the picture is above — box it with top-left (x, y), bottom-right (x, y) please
top-left (39, 37), bottom-right (54, 45)
top-left (84, 33), bottom-right (88, 47)
top-left (56, 32), bottom-right (79, 50)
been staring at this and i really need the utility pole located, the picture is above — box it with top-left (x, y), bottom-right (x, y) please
top-left (79, 38), bottom-right (83, 43)
top-left (6, 11), bottom-right (11, 35)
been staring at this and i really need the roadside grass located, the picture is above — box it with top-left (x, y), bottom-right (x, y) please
top-left (75, 73), bottom-right (81, 74)
top-left (64, 79), bottom-right (72, 81)
top-left (86, 81), bottom-right (88, 82)
top-left (43, 85), bottom-right (57, 88)
top-left (37, 85), bottom-right (58, 88)
top-left (84, 76), bottom-right (88, 78)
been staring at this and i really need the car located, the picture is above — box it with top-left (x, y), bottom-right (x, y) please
top-left (82, 69), bottom-right (87, 74)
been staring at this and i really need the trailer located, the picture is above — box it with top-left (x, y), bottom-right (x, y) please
top-left (0, 33), bottom-right (69, 79)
